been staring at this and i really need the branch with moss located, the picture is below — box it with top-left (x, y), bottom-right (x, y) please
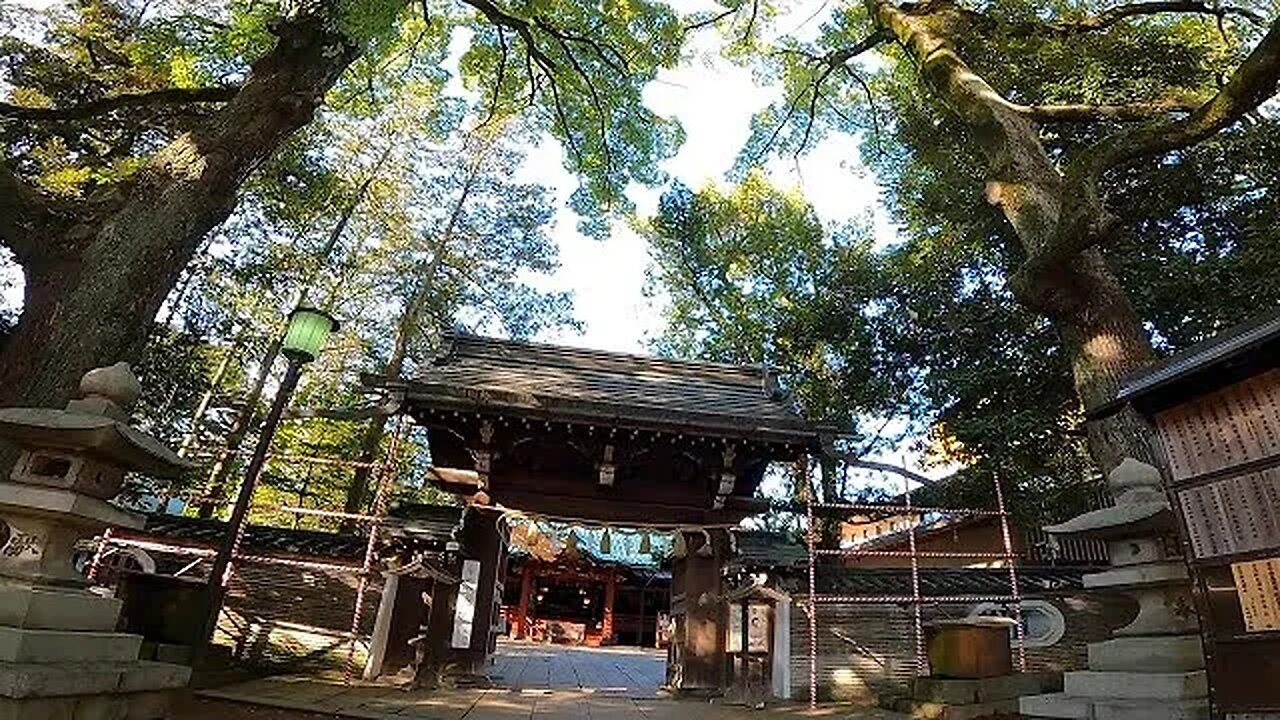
top-left (0, 86), bottom-right (241, 122)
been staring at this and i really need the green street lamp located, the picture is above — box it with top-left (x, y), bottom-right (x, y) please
top-left (281, 306), bottom-right (340, 362)
top-left (203, 306), bottom-right (338, 645)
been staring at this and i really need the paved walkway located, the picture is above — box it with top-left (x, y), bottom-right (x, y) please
top-left (196, 642), bottom-right (905, 719)
top-left (487, 643), bottom-right (667, 695)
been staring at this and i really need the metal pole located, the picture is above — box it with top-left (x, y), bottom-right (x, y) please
top-left (202, 356), bottom-right (304, 646)
top-left (993, 476), bottom-right (1027, 672)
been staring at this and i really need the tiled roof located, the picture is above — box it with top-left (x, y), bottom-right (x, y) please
top-left (368, 333), bottom-right (826, 444)
top-left (385, 502), bottom-right (463, 541)
top-left (776, 566), bottom-right (1089, 597)
top-left (730, 529), bottom-right (810, 571)
top-left (1094, 309), bottom-right (1280, 417)
top-left (138, 514), bottom-right (370, 559)
top-left (134, 505), bottom-right (461, 561)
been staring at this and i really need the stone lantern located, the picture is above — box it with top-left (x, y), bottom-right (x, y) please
top-left (1020, 458), bottom-right (1208, 720)
top-left (0, 362), bottom-right (194, 719)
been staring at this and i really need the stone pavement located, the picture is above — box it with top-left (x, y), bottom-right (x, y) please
top-left (196, 642), bottom-right (906, 719)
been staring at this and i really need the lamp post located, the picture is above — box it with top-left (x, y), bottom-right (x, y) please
top-left (203, 307), bottom-right (338, 644)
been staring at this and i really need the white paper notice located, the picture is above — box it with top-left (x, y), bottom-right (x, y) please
top-left (452, 559), bottom-right (481, 649)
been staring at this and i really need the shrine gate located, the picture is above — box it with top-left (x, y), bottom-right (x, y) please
top-left (364, 333), bottom-right (828, 693)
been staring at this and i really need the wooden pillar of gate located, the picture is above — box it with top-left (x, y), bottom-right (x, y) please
top-left (602, 566), bottom-right (617, 644)
top-left (669, 529), bottom-right (729, 694)
top-left (515, 562), bottom-right (534, 640)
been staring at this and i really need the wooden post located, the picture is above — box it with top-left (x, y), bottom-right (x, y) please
top-left (603, 567), bottom-right (617, 644)
top-left (516, 562), bottom-right (534, 640)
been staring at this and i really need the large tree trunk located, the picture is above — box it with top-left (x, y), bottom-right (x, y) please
top-left (1031, 250), bottom-right (1161, 472)
top-left (0, 9), bottom-right (362, 411)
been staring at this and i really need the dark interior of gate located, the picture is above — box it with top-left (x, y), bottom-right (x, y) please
top-left (364, 332), bottom-right (829, 695)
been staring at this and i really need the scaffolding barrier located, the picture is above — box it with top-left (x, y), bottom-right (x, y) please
top-left (85, 415), bottom-right (414, 682)
top-left (803, 464), bottom-right (1027, 709)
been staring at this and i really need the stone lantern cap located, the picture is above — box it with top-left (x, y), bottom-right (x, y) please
top-left (1042, 458), bottom-right (1173, 541)
top-left (0, 362), bottom-right (191, 479)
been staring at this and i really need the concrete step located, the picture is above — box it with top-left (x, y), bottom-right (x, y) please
top-left (1020, 693), bottom-right (1211, 720)
top-left (1019, 692), bottom-right (1091, 719)
top-left (1063, 670), bottom-right (1207, 700)
top-left (0, 660), bottom-right (190, 699)
top-left (1094, 697), bottom-right (1209, 720)
top-left (0, 626), bottom-right (142, 663)
top-left (0, 582), bottom-right (123, 631)
top-left (1088, 635), bottom-right (1204, 673)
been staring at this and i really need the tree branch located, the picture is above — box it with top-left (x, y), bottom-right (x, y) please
top-left (1014, 97), bottom-right (1205, 122)
top-left (840, 456), bottom-right (938, 487)
top-left (1043, 0), bottom-right (1267, 34)
top-left (0, 86), bottom-right (240, 122)
top-left (1020, 18), bottom-right (1280, 279)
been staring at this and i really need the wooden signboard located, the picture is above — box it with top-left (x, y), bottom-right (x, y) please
top-left (1153, 370), bottom-right (1280, 717)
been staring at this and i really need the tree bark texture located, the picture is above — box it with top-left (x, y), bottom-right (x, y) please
top-left (0, 9), bottom-right (362, 412)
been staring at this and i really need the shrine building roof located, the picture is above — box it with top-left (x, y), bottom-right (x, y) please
top-left (368, 332), bottom-right (828, 446)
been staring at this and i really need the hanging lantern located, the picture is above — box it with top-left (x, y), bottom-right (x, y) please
top-left (639, 532), bottom-right (652, 555)
top-left (599, 527), bottom-right (612, 554)
top-left (673, 532), bottom-right (688, 559)
top-left (566, 531), bottom-right (579, 552)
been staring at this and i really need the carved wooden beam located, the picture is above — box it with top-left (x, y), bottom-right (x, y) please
top-left (714, 445), bottom-right (737, 510)
top-left (597, 443), bottom-right (616, 486)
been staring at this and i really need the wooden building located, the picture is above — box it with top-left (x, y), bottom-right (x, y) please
top-left (502, 549), bottom-right (670, 648)
top-left (364, 332), bottom-right (828, 693)
top-left (1096, 311), bottom-right (1280, 717)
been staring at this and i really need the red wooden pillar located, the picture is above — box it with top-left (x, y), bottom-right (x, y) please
top-left (515, 562), bottom-right (534, 639)
top-left (602, 567), bottom-right (617, 645)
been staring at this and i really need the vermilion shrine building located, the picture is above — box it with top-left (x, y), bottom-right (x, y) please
top-left (365, 333), bottom-right (828, 692)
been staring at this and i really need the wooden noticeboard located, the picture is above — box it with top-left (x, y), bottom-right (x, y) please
top-left (1152, 369), bottom-right (1280, 718)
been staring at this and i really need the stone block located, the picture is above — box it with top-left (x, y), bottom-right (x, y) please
top-left (152, 644), bottom-right (192, 666)
top-left (122, 691), bottom-right (170, 720)
top-left (1087, 635), bottom-right (1204, 673)
top-left (1083, 562), bottom-right (1187, 590)
top-left (0, 581), bottom-right (122, 631)
top-left (1019, 692), bottom-right (1091, 719)
top-left (913, 672), bottom-right (1061, 704)
top-left (1063, 670), bottom-right (1207, 700)
top-left (0, 660), bottom-right (187, 700)
top-left (0, 663), bottom-right (125, 698)
top-left (0, 627), bottom-right (142, 663)
top-left (117, 662), bottom-right (190, 693)
top-left (0, 485), bottom-right (140, 530)
top-left (1093, 697), bottom-right (1208, 720)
